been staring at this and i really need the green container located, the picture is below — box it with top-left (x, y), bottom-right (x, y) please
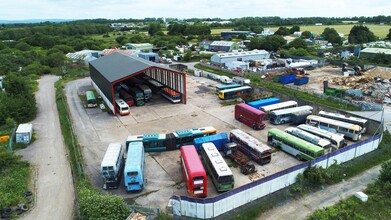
top-left (273, 75), bottom-right (280, 83)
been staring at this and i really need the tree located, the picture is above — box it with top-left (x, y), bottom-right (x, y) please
top-left (386, 28), bottom-right (391, 40)
top-left (301, 31), bottom-right (312, 39)
top-left (290, 25), bottom-right (300, 34)
top-left (288, 38), bottom-right (307, 49)
top-left (14, 42), bottom-right (31, 51)
top-left (46, 52), bottom-right (65, 68)
top-left (115, 35), bottom-right (127, 45)
top-left (275, 26), bottom-right (290, 36)
top-left (348, 25), bottom-right (376, 44)
top-left (250, 26), bottom-right (264, 34)
top-left (322, 27), bottom-right (342, 45)
top-left (148, 22), bottom-right (162, 36)
top-left (379, 161), bottom-right (391, 183)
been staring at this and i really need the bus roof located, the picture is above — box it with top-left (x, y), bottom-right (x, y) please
top-left (285, 127), bottom-right (331, 147)
top-left (297, 124), bottom-right (345, 141)
top-left (101, 143), bottom-right (123, 168)
top-left (270, 105), bottom-right (313, 116)
top-left (124, 142), bottom-right (144, 173)
top-left (236, 103), bottom-right (266, 115)
top-left (86, 91), bottom-right (96, 100)
top-left (318, 111), bottom-right (368, 123)
top-left (307, 115), bottom-right (362, 131)
top-left (115, 98), bottom-right (128, 107)
top-left (268, 128), bottom-right (324, 154)
top-left (173, 127), bottom-right (217, 138)
top-left (219, 86), bottom-right (251, 93)
top-left (181, 145), bottom-right (206, 175)
top-left (126, 133), bottom-right (166, 142)
top-left (247, 98), bottom-right (280, 107)
top-left (230, 129), bottom-right (271, 153)
top-left (201, 143), bottom-right (233, 176)
top-left (260, 101), bottom-right (298, 112)
top-left (216, 84), bottom-right (241, 90)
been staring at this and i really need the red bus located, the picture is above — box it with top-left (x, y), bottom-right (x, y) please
top-left (180, 145), bottom-right (207, 198)
top-left (235, 103), bottom-right (266, 130)
top-left (119, 89), bottom-right (134, 107)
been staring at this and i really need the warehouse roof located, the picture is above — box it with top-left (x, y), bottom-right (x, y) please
top-left (210, 41), bottom-right (236, 47)
top-left (215, 50), bottom-right (269, 58)
top-left (89, 52), bottom-right (176, 83)
top-left (361, 47), bottom-right (391, 55)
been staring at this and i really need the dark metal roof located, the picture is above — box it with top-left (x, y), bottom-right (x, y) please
top-left (89, 52), bottom-right (177, 83)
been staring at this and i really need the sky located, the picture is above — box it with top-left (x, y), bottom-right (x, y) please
top-left (1, 0), bottom-right (390, 21)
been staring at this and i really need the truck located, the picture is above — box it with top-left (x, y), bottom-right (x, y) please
top-left (223, 142), bottom-right (256, 175)
top-left (193, 133), bottom-right (229, 151)
top-left (232, 76), bottom-right (251, 86)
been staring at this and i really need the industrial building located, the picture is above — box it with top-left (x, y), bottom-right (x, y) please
top-left (210, 41), bottom-right (239, 52)
top-left (210, 50), bottom-right (270, 67)
top-left (220, 31), bottom-right (254, 40)
top-left (124, 43), bottom-right (154, 52)
top-left (66, 50), bottom-right (101, 64)
top-left (89, 52), bottom-right (186, 115)
top-left (199, 40), bottom-right (213, 50)
top-left (138, 52), bottom-right (159, 62)
top-left (360, 48), bottom-right (391, 62)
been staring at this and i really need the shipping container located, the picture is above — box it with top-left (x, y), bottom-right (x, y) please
top-left (294, 77), bottom-right (309, 85)
top-left (279, 74), bottom-right (296, 84)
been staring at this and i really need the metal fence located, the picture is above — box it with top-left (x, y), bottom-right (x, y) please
top-left (169, 134), bottom-right (382, 219)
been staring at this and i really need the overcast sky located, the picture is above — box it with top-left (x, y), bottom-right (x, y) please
top-left (1, 0), bottom-right (390, 21)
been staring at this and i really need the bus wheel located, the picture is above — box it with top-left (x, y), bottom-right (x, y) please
top-left (252, 125), bottom-right (257, 130)
top-left (281, 120), bottom-right (285, 124)
top-left (295, 154), bottom-right (302, 161)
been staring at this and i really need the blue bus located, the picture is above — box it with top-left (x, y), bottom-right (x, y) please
top-left (124, 142), bottom-right (145, 191)
top-left (247, 98), bottom-right (280, 110)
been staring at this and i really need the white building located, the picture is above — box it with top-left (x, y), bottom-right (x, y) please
top-left (259, 29), bottom-right (275, 36)
top-left (210, 50), bottom-right (270, 67)
top-left (66, 50), bottom-right (101, 64)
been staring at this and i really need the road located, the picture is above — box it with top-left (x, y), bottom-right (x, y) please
top-left (259, 164), bottom-right (382, 220)
top-left (17, 75), bottom-right (75, 220)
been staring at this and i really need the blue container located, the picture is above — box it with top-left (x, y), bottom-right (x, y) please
top-left (280, 74), bottom-right (296, 84)
top-left (294, 77), bottom-right (309, 85)
top-left (247, 98), bottom-right (280, 110)
top-left (193, 133), bottom-right (229, 151)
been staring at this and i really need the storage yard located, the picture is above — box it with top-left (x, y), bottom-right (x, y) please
top-left (65, 70), bottom-right (372, 210)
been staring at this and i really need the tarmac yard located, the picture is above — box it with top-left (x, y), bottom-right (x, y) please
top-left (65, 74), bottom-right (367, 210)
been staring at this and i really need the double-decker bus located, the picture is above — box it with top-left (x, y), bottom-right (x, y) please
top-left (267, 128), bottom-right (325, 161)
top-left (306, 115), bottom-right (363, 141)
top-left (235, 103), bottom-right (267, 130)
top-left (124, 142), bottom-right (145, 191)
top-left (129, 87), bottom-right (145, 106)
top-left (318, 111), bottom-right (368, 134)
top-left (126, 126), bottom-right (217, 152)
top-left (146, 79), bottom-right (165, 93)
top-left (86, 91), bottom-right (98, 108)
top-left (118, 89), bottom-right (134, 107)
top-left (247, 98), bottom-right (280, 110)
top-left (115, 98), bottom-right (130, 115)
top-left (100, 143), bottom-right (124, 189)
top-left (285, 127), bottom-right (332, 153)
top-left (215, 84), bottom-right (241, 94)
top-left (297, 124), bottom-right (346, 150)
top-left (161, 87), bottom-right (181, 103)
top-left (200, 143), bottom-right (234, 192)
top-left (260, 101), bottom-right (298, 117)
top-left (269, 105), bottom-right (313, 125)
top-left (230, 129), bottom-right (272, 165)
top-left (218, 86), bottom-right (251, 100)
top-left (137, 84), bottom-right (152, 102)
top-left (180, 145), bottom-right (207, 197)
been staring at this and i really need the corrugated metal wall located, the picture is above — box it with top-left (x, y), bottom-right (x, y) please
top-left (170, 134), bottom-right (382, 219)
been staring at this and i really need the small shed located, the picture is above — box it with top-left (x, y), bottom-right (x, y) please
top-left (16, 124), bottom-right (33, 144)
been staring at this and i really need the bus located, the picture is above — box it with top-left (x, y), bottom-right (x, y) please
top-left (285, 127), bottom-right (332, 153)
top-left (230, 129), bottom-right (272, 165)
top-left (260, 101), bottom-right (298, 117)
top-left (124, 142), bottom-right (145, 191)
top-left (137, 84), bottom-right (152, 102)
top-left (100, 143), bottom-right (124, 189)
top-left (247, 98), bottom-right (280, 110)
top-left (126, 126), bottom-right (217, 152)
top-left (118, 89), bottom-right (134, 107)
top-left (200, 143), bottom-right (234, 192)
top-left (267, 128), bottom-right (325, 161)
top-left (86, 91), bottom-right (98, 108)
top-left (147, 79), bottom-right (165, 93)
top-left (297, 124), bottom-right (347, 150)
top-left (215, 84), bottom-right (241, 94)
top-left (161, 87), bottom-right (181, 103)
top-left (180, 145), bottom-right (208, 197)
top-left (269, 105), bottom-right (313, 125)
top-left (218, 86), bottom-right (251, 100)
top-left (235, 103), bottom-right (266, 130)
top-left (318, 111), bottom-right (368, 134)
top-left (306, 115), bottom-right (363, 141)
top-left (129, 87), bottom-right (145, 106)
top-left (115, 98), bottom-right (130, 115)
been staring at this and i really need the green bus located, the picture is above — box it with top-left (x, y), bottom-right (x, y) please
top-left (129, 87), bottom-right (145, 106)
top-left (86, 91), bottom-right (97, 108)
top-left (200, 142), bottom-right (234, 192)
top-left (267, 128), bottom-right (325, 161)
top-left (215, 83), bottom-right (241, 94)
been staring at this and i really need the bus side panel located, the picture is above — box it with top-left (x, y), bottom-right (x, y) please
top-left (166, 133), bottom-right (177, 151)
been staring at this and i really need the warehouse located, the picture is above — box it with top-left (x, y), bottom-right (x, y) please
top-left (124, 43), bottom-right (153, 52)
top-left (220, 31), bottom-right (254, 39)
top-left (210, 49), bottom-right (270, 67)
top-left (360, 48), bottom-right (391, 62)
top-left (209, 41), bottom-right (239, 52)
top-left (89, 52), bottom-right (186, 115)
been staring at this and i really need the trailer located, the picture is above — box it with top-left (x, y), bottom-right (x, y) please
top-left (223, 143), bottom-right (256, 175)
